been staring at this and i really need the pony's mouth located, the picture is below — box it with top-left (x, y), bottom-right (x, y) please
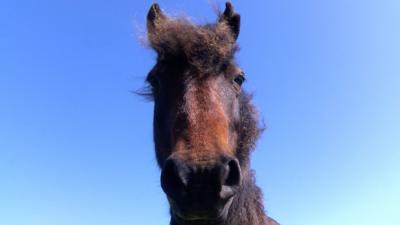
top-left (170, 196), bottom-right (234, 223)
top-left (173, 211), bottom-right (226, 223)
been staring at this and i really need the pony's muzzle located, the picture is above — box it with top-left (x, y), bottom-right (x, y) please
top-left (160, 155), bottom-right (241, 220)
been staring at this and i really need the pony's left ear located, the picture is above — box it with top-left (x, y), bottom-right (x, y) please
top-left (147, 3), bottom-right (167, 37)
top-left (219, 2), bottom-right (241, 40)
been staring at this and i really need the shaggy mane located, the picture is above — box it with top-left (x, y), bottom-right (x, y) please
top-left (148, 18), bottom-right (238, 71)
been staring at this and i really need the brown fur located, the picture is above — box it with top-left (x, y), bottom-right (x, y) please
top-left (183, 77), bottom-right (232, 154)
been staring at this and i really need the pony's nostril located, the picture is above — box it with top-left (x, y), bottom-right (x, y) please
top-left (219, 158), bottom-right (241, 200)
top-left (161, 158), bottom-right (188, 198)
top-left (224, 159), bottom-right (241, 187)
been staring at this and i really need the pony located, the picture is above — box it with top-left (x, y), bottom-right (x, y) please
top-left (142, 2), bottom-right (279, 225)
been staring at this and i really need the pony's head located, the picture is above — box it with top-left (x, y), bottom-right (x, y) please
top-left (145, 2), bottom-right (261, 223)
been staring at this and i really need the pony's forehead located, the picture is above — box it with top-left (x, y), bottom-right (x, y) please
top-left (150, 58), bottom-right (242, 82)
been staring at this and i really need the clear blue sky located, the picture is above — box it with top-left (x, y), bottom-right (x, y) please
top-left (1, 1), bottom-right (399, 225)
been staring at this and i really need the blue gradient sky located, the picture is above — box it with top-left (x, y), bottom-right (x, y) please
top-left (1, 1), bottom-right (399, 225)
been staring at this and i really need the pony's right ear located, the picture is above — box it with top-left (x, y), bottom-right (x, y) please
top-left (219, 2), bottom-right (241, 40)
top-left (147, 3), bottom-right (167, 36)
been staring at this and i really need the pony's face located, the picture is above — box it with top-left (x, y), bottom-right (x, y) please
top-left (148, 61), bottom-right (244, 222)
top-left (145, 3), bottom-right (255, 223)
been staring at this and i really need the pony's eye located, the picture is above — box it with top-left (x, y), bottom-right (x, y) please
top-left (233, 74), bottom-right (245, 86)
top-left (147, 75), bottom-right (160, 89)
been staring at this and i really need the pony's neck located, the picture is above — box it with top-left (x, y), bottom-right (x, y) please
top-left (170, 169), bottom-right (269, 225)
